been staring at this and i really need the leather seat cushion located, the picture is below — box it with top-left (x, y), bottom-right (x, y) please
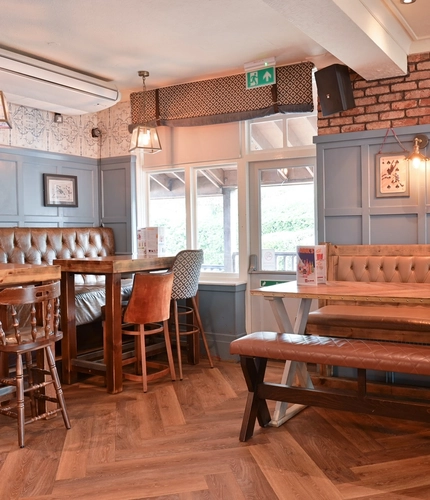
top-left (230, 331), bottom-right (430, 375)
top-left (307, 305), bottom-right (430, 332)
top-left (75, 278), bottom-right (133, 326)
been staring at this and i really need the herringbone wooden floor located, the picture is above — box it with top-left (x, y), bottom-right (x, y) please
top-left (1, 359), bottom-right (430, 499)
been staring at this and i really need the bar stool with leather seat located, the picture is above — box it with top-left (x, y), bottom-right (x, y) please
top-left (0, 281), bottom-right (71, 448)
top-left (120, 271), bottom-right (176, 393)
top-left (170, 249), bottom-right (214, 380)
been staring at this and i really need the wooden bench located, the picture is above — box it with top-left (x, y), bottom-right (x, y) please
top-left (230, 331), bottom-right (430, 442)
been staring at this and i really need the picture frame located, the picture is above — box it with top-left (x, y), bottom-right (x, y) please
top-left (43, 174), bottom-right (78, 207)
top-left (376, 153), bottom-right (409, 198)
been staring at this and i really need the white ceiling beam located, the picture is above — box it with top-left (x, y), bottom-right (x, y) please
top-left (262, 0), bottom-right (408, 80)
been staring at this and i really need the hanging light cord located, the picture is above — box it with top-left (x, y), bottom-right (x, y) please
top-left (138, 70), bottom-right (149, 124)
top-left (377, 127), bottom-right (409, 154)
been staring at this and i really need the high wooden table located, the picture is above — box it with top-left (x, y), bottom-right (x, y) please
top-left (54, 255), bottom-right (175, 394)
top-left (250, 280), bottom-right (430, 425)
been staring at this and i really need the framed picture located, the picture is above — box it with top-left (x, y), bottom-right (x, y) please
top-left (43, 174), bottom-right (78, 207)
top-left (376, 153), bottom-right (409, 198)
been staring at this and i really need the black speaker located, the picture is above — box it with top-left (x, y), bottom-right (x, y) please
top-left (315, 64), bottom-right (355, 116)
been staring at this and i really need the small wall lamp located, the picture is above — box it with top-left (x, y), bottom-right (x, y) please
top-left (406, 134), bottom-right (429, 168)
top-left (0, 91), bottom-right (12, 129)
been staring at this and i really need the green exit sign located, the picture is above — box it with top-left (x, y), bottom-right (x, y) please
top-left (246, 66), bottom-right (276, 89)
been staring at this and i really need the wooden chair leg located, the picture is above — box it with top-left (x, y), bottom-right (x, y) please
top-left (139, 325), bottom-right (149, 393)
top-left (15, 354), bottom-right (25, 448)
top-left (172, 300), bottom-right (183, 380)
top-left (45, 346), bottom-right (71, 429)
top-left (24, 351), bottom-right (37, 418)
top-left (163, 320), bottom-right (176, 382)
top-left (135, 331), bottom-right (143, 375)
top-left (191, 296), bottom-right (214, 368)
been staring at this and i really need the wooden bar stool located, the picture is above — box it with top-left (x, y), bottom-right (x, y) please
top-left (170, 250), bottom-right (214, 380)
top-left (0, 281), bottom-right (71, 448)
top-left (120, 271), bottom-right (176, 393)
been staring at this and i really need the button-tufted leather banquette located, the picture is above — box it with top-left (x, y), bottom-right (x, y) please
top-left (0, 227), bottom-right (132, 325)
top-left (306, 244), bottom-right (430, 343)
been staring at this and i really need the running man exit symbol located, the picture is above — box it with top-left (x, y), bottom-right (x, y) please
top-left (246, 66), bottom-right (276, 89)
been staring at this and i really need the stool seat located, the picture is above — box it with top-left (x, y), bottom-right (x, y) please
top-left (118, 271), bottom-right (176, 393)
top-left (170, 250), bottom-right (213, 379)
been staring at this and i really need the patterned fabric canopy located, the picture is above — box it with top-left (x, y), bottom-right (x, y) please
top-left (130, 62), bottom-right (314, 127)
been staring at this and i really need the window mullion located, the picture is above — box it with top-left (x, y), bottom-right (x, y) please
top-left (185, 167), bottom-right (197, 248)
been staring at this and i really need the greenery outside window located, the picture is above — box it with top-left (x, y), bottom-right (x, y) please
top-left (259, 166), bottom-right (315, 271)
top-left (147, 164), bottom-right (239, 274)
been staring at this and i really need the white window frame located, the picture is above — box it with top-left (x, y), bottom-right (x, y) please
top-left (139, 160), bottom-right (245, 284)
top-left (135, 112), bottom-right (317, 286)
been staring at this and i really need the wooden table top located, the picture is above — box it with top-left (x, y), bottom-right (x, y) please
top-left (53, 254), bottom-right (176, 274)
top-left (0, 263), bottom-right (61, 286)
top-left (250, 280), bottom-right (430, 305)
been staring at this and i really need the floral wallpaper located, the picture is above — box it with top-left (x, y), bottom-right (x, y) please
top-left (0, 99), bottom-right (132, 158)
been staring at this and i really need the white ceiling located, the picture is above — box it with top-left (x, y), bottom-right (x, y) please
top-left (0, 0), bottom-right (429, 110)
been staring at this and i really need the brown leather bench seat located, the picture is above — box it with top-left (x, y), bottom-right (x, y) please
top-left (230, 331), bottom-right (430, 441)
top-left (75, 280), bottom-right (133, 326)
top-left (306, 244), bottom-right (430, 346)
top-left (306, 304), bottom-right (430, 341)
top-left (230, 331), bottom-right (430, 376)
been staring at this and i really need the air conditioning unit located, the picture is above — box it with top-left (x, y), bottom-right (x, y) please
top-left (0, 48), bottom-right (121, 115)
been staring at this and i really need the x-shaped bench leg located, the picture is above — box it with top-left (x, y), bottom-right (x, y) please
top-left (239, 356), bottom-right (271, 441)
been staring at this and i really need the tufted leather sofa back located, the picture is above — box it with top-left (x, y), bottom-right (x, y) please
top-left (335, 255), bottom-right (430, 283)
top-left (0, 227), bottom-right (115, 285)
top-left (321, 243), bottom-right (430, 308)
top-left (327, 244), bottom-right (430, 283)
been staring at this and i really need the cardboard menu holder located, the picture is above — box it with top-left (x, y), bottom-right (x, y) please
top-left (296, 245), bottom-right (327, 284)
top-left (137, 227), bottom-right (166, 257)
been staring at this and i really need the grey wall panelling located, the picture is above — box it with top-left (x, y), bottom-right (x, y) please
top-left (315, 124), bottom-right (430, 245)
top-left (99, 155), bottom-right (136, 255)
top-left (0, 146), bottom-right (99, 227)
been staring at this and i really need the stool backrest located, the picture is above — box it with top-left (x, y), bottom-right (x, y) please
top-left (171, 250), bottom-right (203, 300)
top-left (0, 281), bottom-right (61, 345)
top-left (123, 271), bottom-right (174, 325)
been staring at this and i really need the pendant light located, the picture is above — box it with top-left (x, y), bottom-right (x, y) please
top-left (0, 91), bottom-right (12, 129)
top-left (129, 71), bottom-right (161, 154)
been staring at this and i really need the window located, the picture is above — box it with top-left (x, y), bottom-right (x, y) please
top-left (249, 111), bottom-right (317, 272)
top-left (147, 164), bottom-right (239, 274)
top-left (196, 167), bottom-right (238, 272)
top-left (148, 170), bottom-right (186, 256)
top-left (249, 113), bottom-right (317, 151)
top-left (259, 165), bottom-right (315, 271)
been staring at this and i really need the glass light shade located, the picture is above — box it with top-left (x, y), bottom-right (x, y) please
top-left (129, 124), bottom-right (162, 154)
top-left (0, 91), bottom-right (12, 129)
top-left (406, 136), bottom-right (429, 168)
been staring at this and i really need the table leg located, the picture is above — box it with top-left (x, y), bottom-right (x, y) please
top-left (266, 296), bottom-right (294, 332)
top-left (267, 297), bottom-right (314, 426)
top-left (61, 271), bottom-right (77, 385)
top-left (104, 273), bottom-right (123, 394)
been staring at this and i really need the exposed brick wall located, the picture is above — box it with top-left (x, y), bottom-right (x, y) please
top-left (317, 53), bottom-right (430, 135)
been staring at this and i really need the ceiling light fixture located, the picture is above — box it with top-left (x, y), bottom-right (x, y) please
top-left (129, 71), bottom-right (161, 154)
top-left (0, 91), bottom-right (12, 129)
top-left (406, 134), bottom-right (429, 168)
top-left (400, 0), bottom-right (416, 4)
